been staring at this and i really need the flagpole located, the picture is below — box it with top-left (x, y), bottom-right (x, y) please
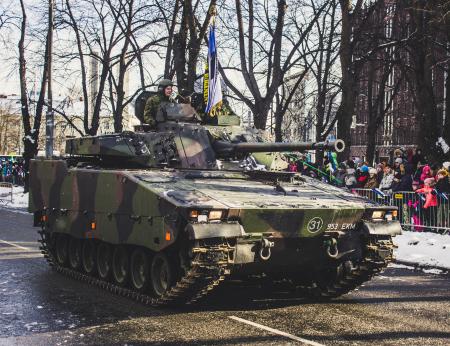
top-left (204, 10), bottom-right (223, 117)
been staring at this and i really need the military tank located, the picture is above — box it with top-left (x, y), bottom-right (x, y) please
top-left (29, 98), bottom-right (401, 306)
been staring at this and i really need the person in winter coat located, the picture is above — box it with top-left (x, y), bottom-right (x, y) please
top-left (393, 157), bottom-right (403, 174)
top-left (288, 161), bottom-right (298, 172)
top-left (416, 178), bottom-right (438, 207)
top-left (436, 169), bottom-right (450, 194)
top-left (357, 165), bottom-right (369, 187)
top-left (335, 163), bottom-right (346, 188)
top-left (379, 164), bottom-right (395, 193)
top-left (376, 163), bottom-right (384, 185)
top-left (408, 180), bottom-right (424, 231)
top-left (393, 164), bottom-right (413, 192)
top-left (411, 148), bottom-right (425, 169)
top-left (416, 177), bottom-right (438, 230)
top-left (436, 169), bottom-right (450, 227)
top-left (364, 168), bottom-right (378, 189)
top-left (443, 161), bottom-right (450, 173)
top-left (344, 160), bottom-right (357, 189)
top-left (420, 165), bottom-right (432, 185)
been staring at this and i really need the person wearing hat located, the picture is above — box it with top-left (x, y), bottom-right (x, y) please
top-left (394, 157), bottom-right (403, 174)
top-left (436, 169), bottom-right (450, 194)
top-left (143, 79), bottom-right (174, 128)
top-left (393, 164), bottom-right (413, 192)
top-left (379, 164), bottom-right (395, 193)
top-left (357, 165), bottom-right (369, 187)
top-left (364, 167), bottom-right (379, 189)
top-left (442, 161), bottom-right (450, 173)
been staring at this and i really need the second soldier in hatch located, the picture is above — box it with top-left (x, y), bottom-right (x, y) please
top-left (143, 79), bottom-right (175, 128)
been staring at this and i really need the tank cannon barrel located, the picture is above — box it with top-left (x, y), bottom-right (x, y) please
top-left (213, 139), bottom-right (345, 156)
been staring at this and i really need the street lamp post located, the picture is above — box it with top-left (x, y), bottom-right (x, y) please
top-left (45, 0), bottom-right (55, 158)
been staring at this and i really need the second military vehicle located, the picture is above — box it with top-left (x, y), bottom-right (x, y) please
top-left (29, 96), bottom-right (401, 306)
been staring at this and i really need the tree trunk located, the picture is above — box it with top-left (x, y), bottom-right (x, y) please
top-left (408, 1), bottom-right (440, 162)
top-left (19, 0), bottom-right (47, 192)
top-left (336, 0), bottom-right (355, 161)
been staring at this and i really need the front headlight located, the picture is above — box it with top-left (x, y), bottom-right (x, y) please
top-left (208, 210), bottom-right (223, 220)
top-left (189, 210), bottom-right (199, 219)
top-left (372, 210), bottom-right (385, 220)
top-left (188, 209), bottom-right (223, 222)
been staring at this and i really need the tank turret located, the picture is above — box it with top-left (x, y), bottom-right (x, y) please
top-left (65, 121), bottom-right (344, 171)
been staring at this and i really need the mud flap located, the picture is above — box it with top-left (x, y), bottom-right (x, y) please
top-left (186, 223), bottom-right (244, 240)
top-left (33, 211), bottom-right (43, 227)
top-left (361, 220), bottom-right (402, 236)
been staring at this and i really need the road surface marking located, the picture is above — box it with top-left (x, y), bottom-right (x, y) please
top-left (0, 254), bottom-right (43, 260)
top-left (228, 316), bottom-right (325, 346)
top-left (0, 239), bottom-right (32, 251)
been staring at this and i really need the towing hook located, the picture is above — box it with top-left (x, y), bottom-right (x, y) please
top-left (325, 238), bottom-right (339, 259)
top-left (259, 238), bottom-right (275, 261)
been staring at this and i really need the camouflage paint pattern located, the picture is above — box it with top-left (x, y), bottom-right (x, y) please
top-left (30, 108), bottom-right (401, 271)
top-left (30, 158), bottom-right (380, 254)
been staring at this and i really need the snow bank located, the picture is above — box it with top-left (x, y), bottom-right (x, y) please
top-left (394, 231), bottom-right (450, 270)
top-left (0, 186), bottom-right (29, 211)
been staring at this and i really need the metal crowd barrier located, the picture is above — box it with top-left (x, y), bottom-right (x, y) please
top-left (0, 182), bottom-right (13, 203)
top-left (351, 188), bottom-right (450, 235)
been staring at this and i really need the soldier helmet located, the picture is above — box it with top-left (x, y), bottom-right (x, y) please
top-left (158, 79), bottom-right (174, 91)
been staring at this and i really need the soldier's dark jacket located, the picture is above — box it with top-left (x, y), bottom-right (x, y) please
top-left (143, 94), bottom-right (172, 126)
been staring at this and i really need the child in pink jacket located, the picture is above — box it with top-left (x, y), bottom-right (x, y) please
top-left (416, 178), bottom-right (438, 230)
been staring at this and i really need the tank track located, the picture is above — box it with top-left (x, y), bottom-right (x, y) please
top-left (37, 226), bottom-right (233, 306)
top-left (294, 236), bottom-right (396, 299)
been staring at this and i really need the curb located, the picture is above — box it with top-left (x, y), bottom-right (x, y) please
top-left (394, 259), bottom-right (450, 274)
top-left (0, 206), bottom-right (29, 215)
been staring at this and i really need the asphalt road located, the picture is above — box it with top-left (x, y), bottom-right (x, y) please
top-left (0, 208), bottom-right (449, 346)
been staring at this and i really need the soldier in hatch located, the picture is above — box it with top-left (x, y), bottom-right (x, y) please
top-left (143, 79), bottom-right (175, 128)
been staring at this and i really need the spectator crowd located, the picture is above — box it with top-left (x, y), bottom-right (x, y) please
top-left (287, 148), bottom-right (450, 233)
top-left (0, 158), bottom-right (25, 186)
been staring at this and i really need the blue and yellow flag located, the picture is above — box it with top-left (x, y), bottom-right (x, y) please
top-left (204, 18), bottom-right (222, 115)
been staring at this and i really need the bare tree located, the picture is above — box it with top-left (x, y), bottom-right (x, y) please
top-left (0, 103), bottom-right (22, 155)
top-left (301, 0), bottom-right (341, 161)
top-left (105, 0), bottom-right (166, 132)
top-left (0, 3), bottom-right (12, 31)
top-left (402, 0), bottom-right (450, 161)
top-left (219, 0), bottom-right (328, 135)
top-left (18, 0), bottom-right (50, 191)
top-left (155, 0), bottom-right (181, 80)
top-left (159, 0), bottom-right (216, 95)
top-left (59, 0), bottom-right (166, 134)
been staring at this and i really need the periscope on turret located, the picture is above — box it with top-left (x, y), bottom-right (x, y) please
top-left (28, 96), bottom-right (401, 306)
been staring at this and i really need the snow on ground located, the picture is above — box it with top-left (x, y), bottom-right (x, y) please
top-left (1, 185), bottom-right (449, 270)
top-left (393, 231), bottom-right (450, 270)
top-left (0, 186), bottom-right (29, 212)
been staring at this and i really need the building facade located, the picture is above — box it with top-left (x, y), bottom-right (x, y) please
top-left (350, 0), bottom-right (448, 162)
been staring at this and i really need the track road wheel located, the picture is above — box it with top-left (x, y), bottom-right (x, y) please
top-left (130, 248), bottom-right (150, 292)
top-left (150, 252), bottom-right (174, 298)
top-left (81, 240), bottom-right (96, 275)
top-left (68, 238), bottom-right (82, 270)
top-left (55, 234), bottom-right (69, 266)
top-left (96, 242), bottom-right (112, 280)
top-left (112, 246), bottom-right (129, 286)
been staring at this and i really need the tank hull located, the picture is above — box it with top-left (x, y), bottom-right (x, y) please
top-left (29, 159), bottom-right (401, 305)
